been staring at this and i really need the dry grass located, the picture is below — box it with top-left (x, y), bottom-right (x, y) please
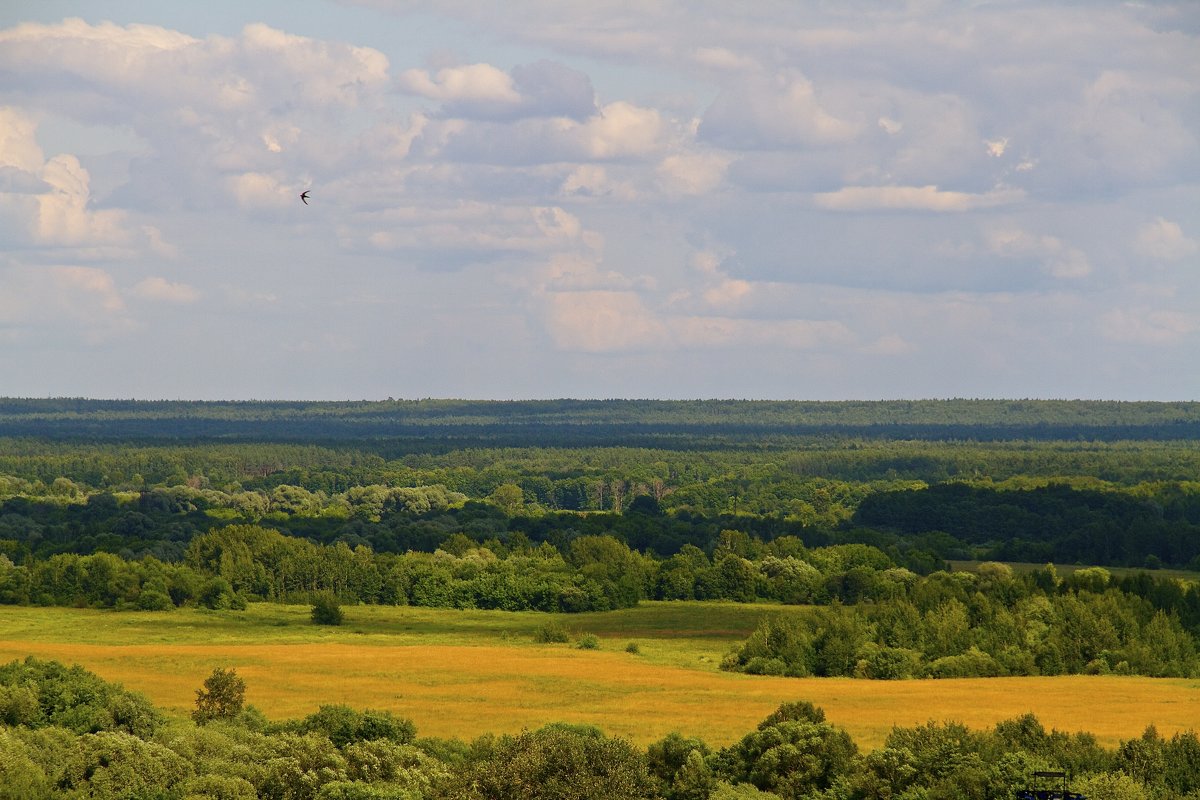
top-left (1, 603), bottom-right (1196, 750)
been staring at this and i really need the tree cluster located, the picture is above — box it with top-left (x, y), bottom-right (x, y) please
top-left (722, 563), bottom-right (1199, 679)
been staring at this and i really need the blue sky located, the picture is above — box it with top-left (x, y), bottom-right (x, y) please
top-left (0, 1), bottom-right (1197, 400)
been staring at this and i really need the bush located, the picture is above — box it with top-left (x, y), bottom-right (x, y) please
top-left (312, 592), bottom-right (345, 626)
top-left (286, 705), bottom-right (416, 748)
top-left (532, 621), bottom-right (570, 643)
top-left (136, 589), bottom-right (174, 611)
top-left (625, 642), bottom-right (640, 654)
top-left (576, 633), bottom-right (600, 650)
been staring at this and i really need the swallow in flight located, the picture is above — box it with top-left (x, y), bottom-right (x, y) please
top-left (300, 190), bottom-right (311, 205)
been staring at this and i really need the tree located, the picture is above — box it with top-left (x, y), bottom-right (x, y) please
top-left (451, 723), bottom-right (657, 800)
top-left (192, 667), bottom-right (246, 724)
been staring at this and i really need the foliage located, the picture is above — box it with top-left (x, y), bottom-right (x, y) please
top-left (193, 667), bottom-right (246, 725)
top-left (280, 705), bottom-right (417, 749)
top-left (577, 633), bottom-right (600, 650)
top-left (722, 575), bottom-right (1200, 679)
top-left (0, 656), bottom-right (161, 737)
top-left (445, 723), bottom-right (658, 800)
top-left (312, 591), bottom-right (345, 626)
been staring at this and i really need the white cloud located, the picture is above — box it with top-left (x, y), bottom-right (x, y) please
top-left (814, 185), bottom-right (1025, 212)
top-left (560, 164), bottom-right (638, 200)
top-left (0, 106), bottom-right (43, 172)
top-left (0, 109), bottom-right (159, 255)
top-left (579, 102), bottom-right (666, 159)
top-left (132, 276), bottom-right (200, 304)
top-left (398, 63), bottom-right (521, 104)
top-left (0, 19), bottom-right (391, 209)
top-left (1136, 217), bottom-right (1198, 261)
top-left (398, 60), bottom-right (596, 122)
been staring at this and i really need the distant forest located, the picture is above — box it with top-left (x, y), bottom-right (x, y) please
top-left (2, 398), bottom-right (1199, 446)
top-left (2, 398), bottom-right (1200, 679)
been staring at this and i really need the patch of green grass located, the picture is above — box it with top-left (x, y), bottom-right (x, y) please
top-left (0, 601), bottom-right (803, 670)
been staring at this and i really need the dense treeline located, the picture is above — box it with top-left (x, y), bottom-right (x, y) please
top-left (723, 562), bottom-right (1200, 679)
top-left (3, 398), bottom-right (1200, 444)
top-left (3, 469), bottom-right (1200, 575)
top-left (4, 522), bottom-right (1199, 678)
top-left (855, 481), bottom-right (1200, 568)
top-left (2, 657), bottom-right (1198, 799)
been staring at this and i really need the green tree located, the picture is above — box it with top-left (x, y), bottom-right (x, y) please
top-left (451, 723), bottom-right (656, 800)
top-left (193, 667), bottom-right (246, 725)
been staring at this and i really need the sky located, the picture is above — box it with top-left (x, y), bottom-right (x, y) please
top-left (0, 1), bottom-right (1197, 401)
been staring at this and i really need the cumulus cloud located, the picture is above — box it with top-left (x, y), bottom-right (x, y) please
top-left (0, 19), bottom-right (390, 209)
top-left (0, 108), bottom-right (160, 256)
top-left (1136, 217), bottom-right (1198, 261)
top-left (398, 63), bottom-right (520, 104)
top-left (397, 59), bottom-right (596, 121)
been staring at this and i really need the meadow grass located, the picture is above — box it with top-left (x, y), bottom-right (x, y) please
top-left (1, 602), bottom-right (1196, 750)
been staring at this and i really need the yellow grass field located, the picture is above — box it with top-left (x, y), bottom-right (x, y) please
top-left (1, 603), bottom-right (1196, 750)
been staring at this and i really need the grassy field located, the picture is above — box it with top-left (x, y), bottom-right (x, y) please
top-left (1, 602), bottom-right (1196, 750)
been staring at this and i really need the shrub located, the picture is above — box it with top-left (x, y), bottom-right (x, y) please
top-left (532, 621), bottom-right (570, 643)
top-left (136, 589), bottom-right (174, 611)
top-left (576, 633), bottom-right (600, 650)
top-left (625, 642), bottom-right (640, 654)
top-left (288, 705), bottom-right (417, 748)
top-left (311, 592), bottom-right (345, 626)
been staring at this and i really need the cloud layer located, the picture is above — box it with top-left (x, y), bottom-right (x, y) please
top-left (0, 2), bottom-right (1196, 399)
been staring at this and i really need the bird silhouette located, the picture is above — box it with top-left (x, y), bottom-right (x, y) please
top-left (300, 190), bottom-right (310, 205)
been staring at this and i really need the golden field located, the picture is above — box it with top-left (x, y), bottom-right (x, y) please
top-left (1, 602), bottom-right (1196, 750)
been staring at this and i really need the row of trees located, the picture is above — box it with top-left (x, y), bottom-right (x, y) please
top-left (3, 524), bottom-right (1199, 678)
top-left (3, 657), bottom-right (1198, 799)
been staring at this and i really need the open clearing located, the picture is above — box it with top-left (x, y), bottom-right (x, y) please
top-left (1, 602), bottom-right (1195, 750)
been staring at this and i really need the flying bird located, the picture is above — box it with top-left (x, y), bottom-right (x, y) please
top-left (300, 190), bottom-right (310, 205)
